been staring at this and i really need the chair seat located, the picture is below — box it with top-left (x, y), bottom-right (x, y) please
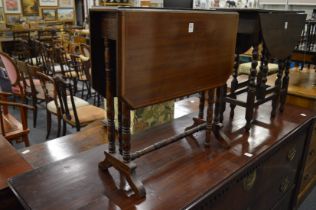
top-left (64, 71), bottom-right (87, 80)
top-left (238, 61), bottom-right (279, 75)
top-left (47, 96), bottom-right (89, 114)
top-left (53, 64), bottom-right (69, 73)
top-left (65, 105), bottom-right (105, 126)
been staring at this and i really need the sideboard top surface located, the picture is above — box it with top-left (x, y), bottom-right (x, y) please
top-left (8, 103), bottom-right (316, 210)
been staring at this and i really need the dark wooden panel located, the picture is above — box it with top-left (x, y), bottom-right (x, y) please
top-left (260, 13), bottom-right (306, 59)
top-left (117, 10), bottom-right (238, 108)
top-left (8, 103), bottom-right (316, 210)
top-left (0, 135), bottom-right (32, 190)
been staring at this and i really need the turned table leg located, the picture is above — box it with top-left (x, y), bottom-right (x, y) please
top-left (230, 53), bottom-right (240, 118)
top-left (279, 59), bottom-right (290, 113)
top-left (205, 89), bottom-right (214, 147)
top-left (257, 44), bottom-right (269, 100)
top-left (271, 60), bottom-right (284, 118)
top-left (245, 45), bottom-right (259, 131)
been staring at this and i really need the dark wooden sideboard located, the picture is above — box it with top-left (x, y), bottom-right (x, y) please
top-left (284, 70), bottom-right (316, 204)
top-left (7, 102), bottom-right (316, 210)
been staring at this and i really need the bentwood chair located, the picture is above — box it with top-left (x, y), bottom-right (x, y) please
top-left (54, 76), bottom-right (105, 134)
top-left (0, 92), bottom-right (33, 147)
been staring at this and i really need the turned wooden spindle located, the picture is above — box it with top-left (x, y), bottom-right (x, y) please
top-left (122, 102), bottom-right (131, 163)
top-left (118, 98), bottom-right (123, 154)
top-left (279, 59), bottom-right (290, 113)
top-left (230, 53), bottom-right (240, 118)
top-left (245, 45), bottom-right (259, 131)
top-left (219, 84), bottom-right (227, 123)
top-left (205, 89), bottom-right (215, 147)
top-left (256, 44), bottom-right (269, 100)
top-left (104, 38), bottom-right (116, 154)
top-left (271, 60), bottom-right (284, 118)
top-left (198, 91), bottom-right (205, 119)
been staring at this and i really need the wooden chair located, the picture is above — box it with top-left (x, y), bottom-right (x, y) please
top-left (0, 92), bottom-right (33, 147)
top-left (80, 43), bottom-right (90, 59)
top-left (37, 72), bottom-right (90, 138)
top-left (16, 60), bottom-right (45, 127)
top-left (68, 54), bottom-right (91, 98)
top-left (54, 76), bottom-right (105, 134)
top-left (0, 52), bottom-right (25, 100)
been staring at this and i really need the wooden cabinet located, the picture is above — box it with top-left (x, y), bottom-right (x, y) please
top-left (7, 103), bottom-right (315, 210)
top-left (187, 124), bottom-right (312, 210)
top-left (284, 70), bottom-right (316, 204)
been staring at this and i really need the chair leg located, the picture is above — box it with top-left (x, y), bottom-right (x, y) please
top-left (62, 120), bottom-right (67, 136)
top-left (57, 116), bottom-right (61, 138)
top-left (46, 111), bottom-right (52, 139)
top-left (33, 106), bottom-right (37, 128)
top-left (22, 135), bottom-right (30, 147)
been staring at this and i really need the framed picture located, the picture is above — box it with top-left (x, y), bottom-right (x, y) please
top-left (21, 0), bottom-right (39, 16)
top-left (57, 8), bottom-right (73, 21)
top-left (5, 14), bottom-right (20, 24)
top-left (42, 8), bottom-right (56, 20)
top-left (59, 0), bottom-right (73, 7)
top-left (39, 0), bottom-right (57, 6)
top-left (4, 0), bottom-right (22, 13)
top-left (0, 8), bottom-right (4, 21)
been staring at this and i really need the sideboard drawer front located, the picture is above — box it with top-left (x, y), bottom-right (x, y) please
top-left (189, 129), bottom-right (307, 210)
top-left (271, 187), bottom-right (295, 210)
top-left (305, 126), bottom-right (316, 167)
top-left (301, 157), bottom-right (316, 192)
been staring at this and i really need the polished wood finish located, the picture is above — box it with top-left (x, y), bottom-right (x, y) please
top-left (117, 10), bottom-right (238, 109)
top-left (91, 8), bottom-right (238, 109)
top-left (91, 8), bottom-right (238, 196)
top-left (0, 135), bottom-right (31, 210)
top-left (282, 70), bottom-right (316, 204)
top-left (19, 120), bottom-right (107, 169)
top-left (0, 135), bottom-right (31, 190)
top-left (221, 10), bottom-right (306, 131)
top-left (8, 102), bottom-right (316, 210)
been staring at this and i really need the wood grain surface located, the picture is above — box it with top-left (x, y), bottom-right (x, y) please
top-left (8, 102), bottom-right (316, 210)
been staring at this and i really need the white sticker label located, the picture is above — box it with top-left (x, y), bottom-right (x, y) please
top-left (188, 23), bottom-right (194, 33)
top-left (284, 22), bottom-right (288, 29)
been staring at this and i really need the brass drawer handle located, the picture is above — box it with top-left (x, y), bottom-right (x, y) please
top-left (243, 170), bottom-right (256, 191)
top-left (280, 177), bottom-right (290, 193)
top-left (287, 147), bottom-right (296, 161)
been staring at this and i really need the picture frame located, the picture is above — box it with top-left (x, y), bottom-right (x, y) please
top-left (21, 0), bottom-right (39, 16)
top-left (4, 0), bottom-right (22, 13)
top-left (42, 8), bottom-right (56, 20)
top-left (0, 8), bottom-right (4, 21)
top-left (59, 0), bottom-right (73, 7)
top-left (5, 14), bottom-right (20, 24)
top-left (39, 0), bottom-right (58, 6)
top-left (57, 8), bottom-right (73, 21)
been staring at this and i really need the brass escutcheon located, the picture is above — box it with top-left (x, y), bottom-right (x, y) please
top-left (287, 147), bottom-right (296, 161)
top-left (280, 177), bottom-right (290, 193)
top-left (243, 170), bottom-right (257, 191)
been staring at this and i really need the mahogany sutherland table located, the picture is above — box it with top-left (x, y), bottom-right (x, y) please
top-left (8, 102), bottom-right (316, 210)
